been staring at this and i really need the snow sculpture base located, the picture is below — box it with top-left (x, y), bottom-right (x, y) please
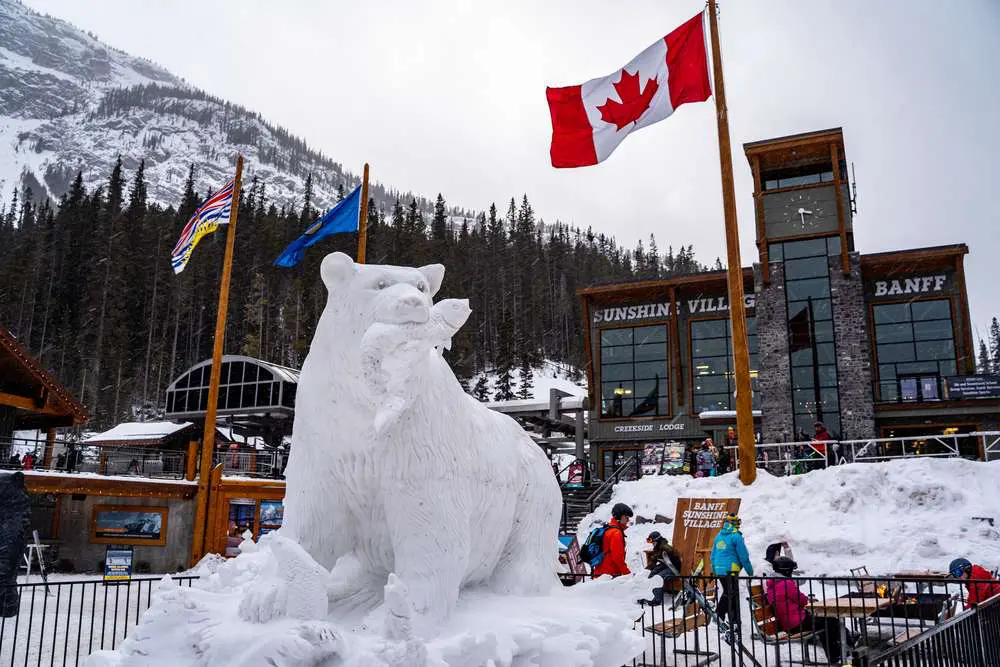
top-left (85, 534), bottom-right (645, 667)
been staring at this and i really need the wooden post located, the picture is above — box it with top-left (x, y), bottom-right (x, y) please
top-left (707, 0), bottom-right (756, 485)
top-left (190, 154), bottom-right (244, 565)
top-left (185, 440), bottom-right (198, 481)
top-left (357, 163), bottom-right (370, 264)
top-left (42, 428), bottom-right (56, 468)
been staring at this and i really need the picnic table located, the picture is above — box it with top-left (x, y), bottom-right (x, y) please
top-left (811, 596), bottom-right (892, 656)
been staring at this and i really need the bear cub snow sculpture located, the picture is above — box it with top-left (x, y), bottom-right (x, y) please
top-left (278, 252), bottom-right (562, 635)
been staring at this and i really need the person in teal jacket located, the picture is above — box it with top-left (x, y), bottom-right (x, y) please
top-left (710, 512), bottom-right (753, 630)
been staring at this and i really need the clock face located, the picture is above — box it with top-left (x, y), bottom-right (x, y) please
top-left (784, 192), bottom-right (826, 231)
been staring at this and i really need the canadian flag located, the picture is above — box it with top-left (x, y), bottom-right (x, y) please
top-left (546, 12), bottom-right (712, 168)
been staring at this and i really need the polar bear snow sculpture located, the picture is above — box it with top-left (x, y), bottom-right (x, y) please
top-left (280, 252), bottom-right (562, 635)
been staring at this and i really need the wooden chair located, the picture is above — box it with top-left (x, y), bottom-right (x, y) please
top-left (747, 583), bottom-right (828, 665)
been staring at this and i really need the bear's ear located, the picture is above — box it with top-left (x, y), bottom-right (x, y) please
top-left (418, 263), bottom-right (445, 296)
top-left (320, 252), bottom-right (356, 288)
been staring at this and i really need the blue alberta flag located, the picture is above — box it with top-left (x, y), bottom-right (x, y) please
top-left (274, 185), bottom-right (362, 267)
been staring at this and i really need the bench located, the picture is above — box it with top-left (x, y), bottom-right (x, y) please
top-left (748, 583), bottom-right (827, 665)
top-left (643, 581), bottom-right (720, 666)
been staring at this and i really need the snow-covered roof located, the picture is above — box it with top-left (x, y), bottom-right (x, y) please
top-left (486, 396), bottom-right (586, 413)
top-left (697, 410), bottom-right (762, 419)
top-left (84, 421), bottom-right (192, 444)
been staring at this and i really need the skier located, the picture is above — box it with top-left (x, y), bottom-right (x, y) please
top-left (638, 531), bottom-right (683, 606)
top-left (696, 438), bottom-right (717, 477)
top-left (593, 503), bottom-right (632, 577)
top-left (766, 556), bottom-right (845, 665)
top-left (949, 557), bottom-right (1000, 605)
top-left (710, 511), bottom-right (753, 629)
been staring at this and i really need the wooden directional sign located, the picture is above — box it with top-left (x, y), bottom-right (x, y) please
top-left (671, 497), bottom-right (741, 575)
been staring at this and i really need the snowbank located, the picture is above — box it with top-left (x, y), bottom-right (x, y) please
top-left (580, 458), bottom-right (1000, 577)
top-left (84, 535), bottom-right (645, 667)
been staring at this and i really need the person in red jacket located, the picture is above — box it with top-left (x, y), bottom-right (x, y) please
top-left (949, 558), bottom-right (1000, 605)
top-left (593, 503), bottom-right (632, 577)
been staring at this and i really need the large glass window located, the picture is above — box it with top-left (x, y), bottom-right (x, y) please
top-left (874, 299), bottom-right (955, 403)
top-left (600, 325), bottom-right (670, 418)
top-left (782, 239), bottom-right (840, 438)
top-left (690, 317), bottom-right (759, 414)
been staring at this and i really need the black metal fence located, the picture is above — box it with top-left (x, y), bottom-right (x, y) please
top-left (563, 573), bottom-right (994, 667)
top-left (0, 576), bottom-right (198, 667)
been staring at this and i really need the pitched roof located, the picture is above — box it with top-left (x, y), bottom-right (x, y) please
top-left (0, 327), bottom-right (87, 429)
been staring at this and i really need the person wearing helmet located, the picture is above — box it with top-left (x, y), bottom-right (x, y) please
top-left (948, 558), bottom-right (1000, 606)
top-left (710, 512), bottom-right (753, 627)
top-left (766, 556), bottom-right (845, 665)
top-left (639, 531), bottom-right (683, 606)
top-left (593, 503), bottom-right (633, 577)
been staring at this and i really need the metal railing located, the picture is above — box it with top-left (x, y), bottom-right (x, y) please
top-left (0, 438), bottom-right (188, 479)
top-left (212, 449), bottom-right (287, 478)
top-left (0, 576), bottom-right (199, 667)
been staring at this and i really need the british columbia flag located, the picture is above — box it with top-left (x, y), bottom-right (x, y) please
top-left (170, 179), bottom-right (236, 274)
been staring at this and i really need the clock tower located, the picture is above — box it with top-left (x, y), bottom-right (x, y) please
top-left (744, 128), bottom-right (875, 444)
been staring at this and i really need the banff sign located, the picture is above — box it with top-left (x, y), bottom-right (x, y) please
top-left (870, 273), bottom-right (951, 299)
top-left (593, 294), bottom-right (756, 324)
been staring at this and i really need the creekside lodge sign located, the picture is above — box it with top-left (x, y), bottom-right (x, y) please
top-left (593, 294), bottom-right (756, 324)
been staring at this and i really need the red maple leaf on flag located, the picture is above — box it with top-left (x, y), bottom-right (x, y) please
top-left (597, 69), bottom-right (659, 130)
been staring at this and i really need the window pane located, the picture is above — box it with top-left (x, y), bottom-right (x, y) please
top-left (910, 300), bottom-right (950, 321)
top-left (242, 384), bottom-right (256, 408)
top-left (244, 364), bottom-right (259, 382)
top-left (920, 377), bottom-right (940, 400)
top-left (790, 348), bottom-right (814, 367)
top-left (879, 364), bottom-right (897, 380)
top-left (818, 366), bottom-right (839, 387)
top-left (634, 342), bottom-right (666, 362)
top-left (879, 381), bottom-right (899, 402)
top-left (634, 325), bottom-right (667, 344)
top-left (695, 395), bottom-right (731, 412)
top-left (601, 346), bottom-right (633, 363)
top-left (792, 367), bottom-right (815, 388)
top-left (878, 342), bottom-right (916, 363)
top-left (826, 236), bottom-right (841, 256)
top-left (783, 238), bottom-right (828, 259)
top-left (692, 320), bottom-right (727, 339)
top-left (786, 278), bottom-right (831, 301)
top-left (694, 375), bottom-right (730, 394)
top-left (221, 363), bottom-right (231, 385)
top-left (874, 304), bottom-right (910, 325)
top-left (913, 320), bottom-right (952, 341)
top-left (282, 383), bottom-right (297, 408)
top-left (876, 323), bottom-right (913, 344)
top-left (634, 379), bottom-right (666, 399)
top-left (900, 377), bottom-right (918, 401)
top-left (693, 338), bottom-right (728, 356)
top-left (769, 243), bottom-right (784, 261)
top-left (939, 360), bottom-right (957, 377)
top-left (693, 357), bottom-right (730, 375)
top-left (915, 340), bottom-right (955, 361)
top-left (747, 317), bottom-right (757, 336)
top-left (896, 361), bottom-right (939, 375)
top-left (790, 298), bottom-right (832, 321)
top-left (813, 321), bottom-right (835, 343)
top-left (601, 329), bottom-right (633, 346)
top-left (634, 360), bottom-right (668, 379)
top-left (816, 344), bottom-right (836, 365)
top-left (601, 363), bottom-right (634, 382)
top-left (784, 256), bottom-right (829, 280)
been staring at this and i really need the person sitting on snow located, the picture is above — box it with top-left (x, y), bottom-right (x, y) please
top-left (766, 556), bottom-right (846, 665)
top-left (949, 557), bottom-right (1000, 606)
top-left (638, 531), bottom-right (683, 606)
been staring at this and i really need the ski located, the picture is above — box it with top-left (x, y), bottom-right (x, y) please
top-left (663, 558), bottom-right (763, 667)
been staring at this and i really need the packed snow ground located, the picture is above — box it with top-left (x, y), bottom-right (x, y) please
top-left (581, 457), bottom-right (1000, 577)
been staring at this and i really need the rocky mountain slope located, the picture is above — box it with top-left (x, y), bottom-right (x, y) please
top-left (0, 0), bottom-right (446, 214)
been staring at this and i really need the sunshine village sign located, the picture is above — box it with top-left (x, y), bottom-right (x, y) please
top-left (592, 294), bottom-right (757, 324)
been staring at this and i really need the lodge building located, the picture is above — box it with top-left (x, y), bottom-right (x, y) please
top-left (579, 128), bottom-right (997, 477)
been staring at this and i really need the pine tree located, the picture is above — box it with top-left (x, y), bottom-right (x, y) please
top-left (472, 373), bottom-right (490, 402)
top-left (517, 355), bottom-right (534, 400)
top-left (977, 339), bottom-right (992, 375)
top-left (991, 318), bottom-right (1000, 374)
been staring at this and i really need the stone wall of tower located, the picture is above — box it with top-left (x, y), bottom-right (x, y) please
top-left (829, 252), bottom-right (876, 440)
top-left (754, 262), bottom-right (795, 443)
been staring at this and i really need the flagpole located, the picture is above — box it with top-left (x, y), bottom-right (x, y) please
top-left (190, 153), bottom-right (244, 564)
top-left (357, 163), bottom-right (370, 264)
top-left (706, 0), bottom-right (757, 485)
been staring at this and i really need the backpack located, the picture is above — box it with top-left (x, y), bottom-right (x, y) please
top-left (580, 523), bottom-right (615, 566)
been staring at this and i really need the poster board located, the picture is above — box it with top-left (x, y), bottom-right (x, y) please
top-left (103, 545), bottom-right (133, 583)
top-left (91, 505), bottom-right (168, 546)
top-left (671, 497), bottom-right (741, 575)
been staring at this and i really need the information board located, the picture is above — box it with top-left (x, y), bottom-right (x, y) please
top-left (104, 545), bottom-right (133, 583)
top-left (671, 497), bottom-right (741, 575)
top-left (945, 375), bottom-right (1000, 400)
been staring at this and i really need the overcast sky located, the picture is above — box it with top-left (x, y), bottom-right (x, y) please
top-left (24, 0), bottom-right (1000, 336)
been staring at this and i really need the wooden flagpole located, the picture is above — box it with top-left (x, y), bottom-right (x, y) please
top-left (706, 0), bottom-right (757, 485)
top-left (357, 163), bottom-right (370, 264)
top-left (190, 153), bottom-right (244, 564)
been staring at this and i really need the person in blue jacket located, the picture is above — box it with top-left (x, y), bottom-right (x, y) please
top-left (710, 512), bottom-right (753, 630)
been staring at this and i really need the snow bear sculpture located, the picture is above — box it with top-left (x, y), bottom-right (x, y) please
top-left (280, 252), bottom-right (561, 635)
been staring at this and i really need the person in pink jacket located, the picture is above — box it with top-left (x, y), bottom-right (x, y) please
top-left (766, 557), bottom-right (845, 665)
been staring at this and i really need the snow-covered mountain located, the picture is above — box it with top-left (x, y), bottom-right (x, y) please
top-left (0, 0), bottom-right (446, 214)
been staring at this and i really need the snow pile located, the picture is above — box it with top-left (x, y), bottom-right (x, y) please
top-left (581, 458), bottom-right (1000, 577)
top-left (84, 534), bottom-right (645, 667)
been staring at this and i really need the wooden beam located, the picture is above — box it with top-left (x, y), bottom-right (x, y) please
top-left (185, 440), bottom-right (198, 481)
top-left (577, 267), bottom-right (754, 297)
top-left (0, 391), bottom-right (59, 414)
top-left (955, 254), bottom-right (976, 374)
top-left (580, 295), bottom-right (595, 411)
top-left (743, 127), bottom-right (844, 157)
top-left (831, 142), bottom-right (850, 276)
top-left (23, 473), bottom-right (197, 499)
top-left (42, 428), bottom-right (56, 468)
top-left (861, 244), bottom-right (968, 268)
top-left (751, 155), bottom-right (769, 284)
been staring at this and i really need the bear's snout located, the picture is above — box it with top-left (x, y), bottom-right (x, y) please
top-left (374, 285), bottom-right (431, 324)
